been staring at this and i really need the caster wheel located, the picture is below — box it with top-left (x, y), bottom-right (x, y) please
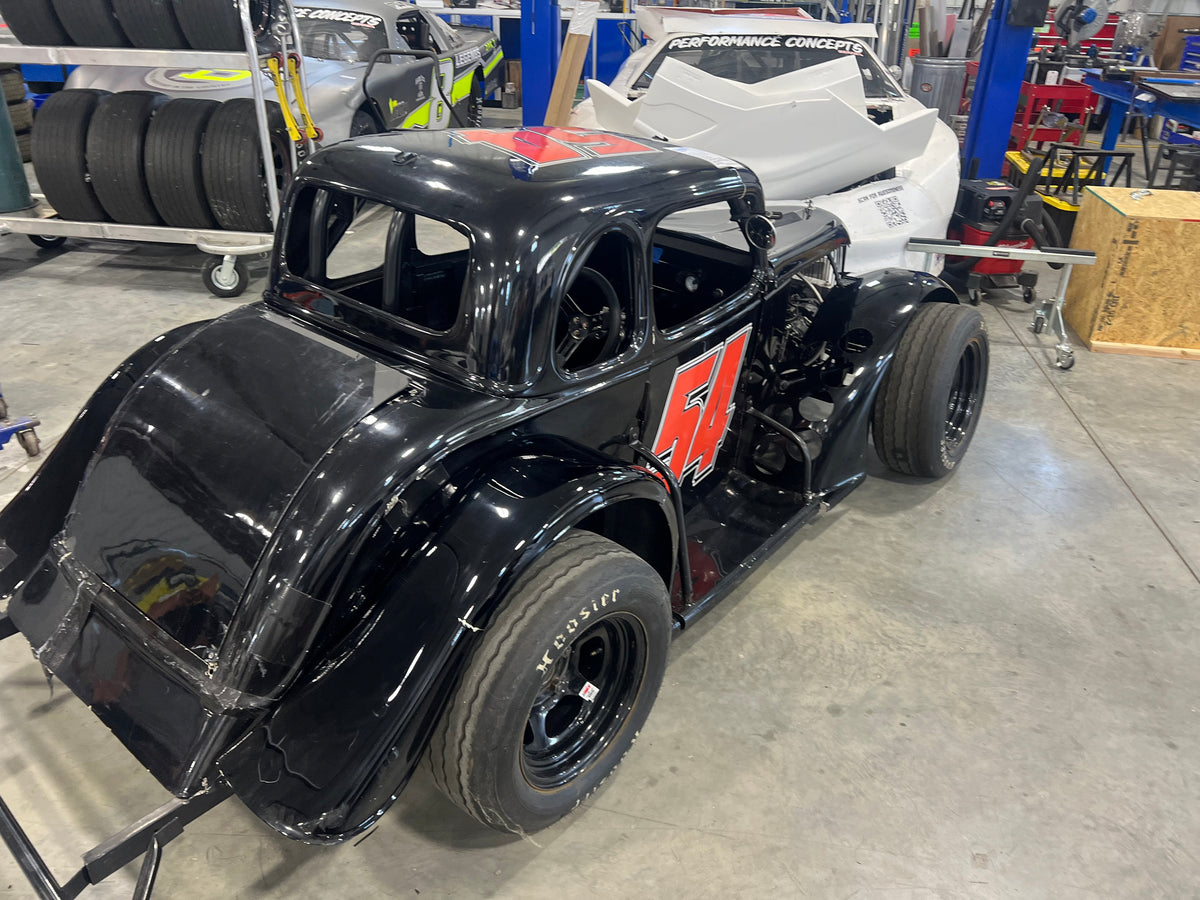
top-left (29, 235), bottom-right (67, 250)
top-left (1032, 316), bottom-right (1046, 335)
top-left (1023, 286), bottom-right (1035, 303)
top-left (202, 256), bottom-right (250, 298)
top-left (0, 397), bottom-right (7, 420)
top-left (16, 429), bottom-right (40, 457)
top-left (968, 288), bottom-right (982, 306)
top-left (1057, 352), bottom-right (1076, 371)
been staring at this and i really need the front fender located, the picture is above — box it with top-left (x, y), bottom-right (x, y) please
top-left (0, 321), bottom-right (210, 596)
top-left (218, 440), bottom-right (675, 842)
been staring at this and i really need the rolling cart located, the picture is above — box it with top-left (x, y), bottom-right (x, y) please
top-left (0, 385), bottom-right (39, 457)
top-left (908, 238), bottom-right (1097, 370)
top-left (0, 0), bottom-right (315, 298)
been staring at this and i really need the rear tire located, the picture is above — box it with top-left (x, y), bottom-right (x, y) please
top-left (145, 98), bottom-right (220, 227)
top-left (86, 91), bottom-right (168, 225)
top-left (201, 98), bottom-right (288, 232)
top-left (111, 0), bottom-right (188, 49)
top-left (465, 75), bottom-right (484, 127)
top-left (32, 89), bottom-right (111, 222)
top-left (50, 0), bottom-right (130, 47)
top-left (0, 0), bottom-right (72, 45)
top-left (872, 302), bottom-right (989, 478)
top-left (428, 530), bottom-right (671, 834)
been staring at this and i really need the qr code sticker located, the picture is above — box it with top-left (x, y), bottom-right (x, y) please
top-left (876, 195), bottom-right (909, 228)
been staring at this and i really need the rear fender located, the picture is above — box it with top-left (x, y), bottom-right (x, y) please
top-left (218, 440), bottom-right (675, 842)
top-left (0, 322), bottom-right (209, 596)
top-left (811, 269), bottom-right (958, 493)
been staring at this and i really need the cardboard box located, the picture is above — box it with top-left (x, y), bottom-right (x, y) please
top-left (1153, 16), bottom-right (1200, 71)
top-left (1064, 187), bottom-right (1200, 359)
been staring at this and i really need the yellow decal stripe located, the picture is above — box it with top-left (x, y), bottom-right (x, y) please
top-left (483, 51), bottom-right (503, 77)
top-left (401, 99), bottom-right (432, 129)
top-left (450, 70), bottom-right (475, 104)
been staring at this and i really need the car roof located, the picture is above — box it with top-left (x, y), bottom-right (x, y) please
top-left (300, 128), bottom-right (759, 240)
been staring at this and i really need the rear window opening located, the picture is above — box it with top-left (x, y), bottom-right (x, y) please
top-left (283, 186), bottom-right (470, 334)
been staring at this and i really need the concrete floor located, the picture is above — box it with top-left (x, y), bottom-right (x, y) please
top-left (2, 222), bottom-right (1199, 899)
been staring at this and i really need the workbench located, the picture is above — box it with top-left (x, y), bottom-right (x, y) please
top-left (1082, 69), bottom-right (1200, 151)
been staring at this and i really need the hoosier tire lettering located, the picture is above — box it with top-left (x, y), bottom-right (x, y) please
top-left (539, 588), bottom-right (622, 671)
top-left (427, 529), bottom-right (670, 834)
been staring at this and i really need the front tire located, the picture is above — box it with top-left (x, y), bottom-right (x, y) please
top-left (872, 302), bottom-right (988, 478)
top-left (428, 530), bottom-right (671, 834)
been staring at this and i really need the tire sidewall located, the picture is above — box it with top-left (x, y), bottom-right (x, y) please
top-left (919, 307), bottom-right (988, 474)
top-left (471, 548), bottom-right (670, 831)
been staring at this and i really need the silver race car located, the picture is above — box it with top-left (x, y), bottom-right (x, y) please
top-left (66, 0), bottom-right (504, 140)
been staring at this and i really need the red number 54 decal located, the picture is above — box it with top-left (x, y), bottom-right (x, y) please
top-left (651, 325), bottom-right (753, 485)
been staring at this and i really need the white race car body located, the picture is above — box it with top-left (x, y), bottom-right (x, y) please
top-left (571, 8), bottom-right (959, 275)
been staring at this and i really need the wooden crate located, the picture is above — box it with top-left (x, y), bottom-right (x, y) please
top-left (1063, 187), bottom-right (1200, 359)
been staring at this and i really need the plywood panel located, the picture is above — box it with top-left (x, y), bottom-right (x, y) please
top-left (1064, 187), bottom-right (1200, 354)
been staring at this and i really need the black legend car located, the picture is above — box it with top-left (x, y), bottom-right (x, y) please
top-left (0, 127), bottom-right (987, 897)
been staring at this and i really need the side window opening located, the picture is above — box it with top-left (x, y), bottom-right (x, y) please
top-left (651, 226), bottom-right (753, 331)
top-left (396, 12), bottom-right (432, 52)
top-left (284, 186), bottom-right (469, 334)
top-left (555, 231), bottom-right (636, 374)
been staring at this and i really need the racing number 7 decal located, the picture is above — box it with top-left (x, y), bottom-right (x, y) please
top-left (651, 324), bottom-right (753, 485)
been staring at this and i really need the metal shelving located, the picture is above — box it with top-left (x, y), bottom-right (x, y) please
top-left (0, 0), bottom-right (315, 296)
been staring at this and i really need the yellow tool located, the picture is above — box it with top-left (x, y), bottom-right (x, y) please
top-left (267, 54), bottom-right (303, 142)
top-left (288, 54), bottom-right (321, 141)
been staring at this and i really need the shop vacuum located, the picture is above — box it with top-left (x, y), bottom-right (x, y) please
top-left (944, 164), bottom-right (1065, 305)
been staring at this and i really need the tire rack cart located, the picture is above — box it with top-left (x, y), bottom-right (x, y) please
top-left (907, 238), bottom-right (1097, 370)
top-left (0, 0), bottom-right (315, 298)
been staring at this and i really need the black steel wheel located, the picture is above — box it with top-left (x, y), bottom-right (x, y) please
top-left (201, 256), bottom-right (249, 298)
top-left (87, 91), bottom-right (169, 225)
top-left (0, 0), bottom-right (72, 45)
top-left (428, 530), bottom-right (670, 834)
top-left (32, 89), bottom-right (112, 222)
top-left (28, 234), bottom-right (66, 249)
top-left (50, 0), bottom-right (130, 47)
top-left (872, 302), bottom-right (989, 478)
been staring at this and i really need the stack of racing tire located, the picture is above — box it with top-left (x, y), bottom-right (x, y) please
top-left (2, 65), bottom-right (32, 162)
top-left (0, 0), bottom-right (275, 52)
top-left (0, 0), bottom-right (287, 232)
